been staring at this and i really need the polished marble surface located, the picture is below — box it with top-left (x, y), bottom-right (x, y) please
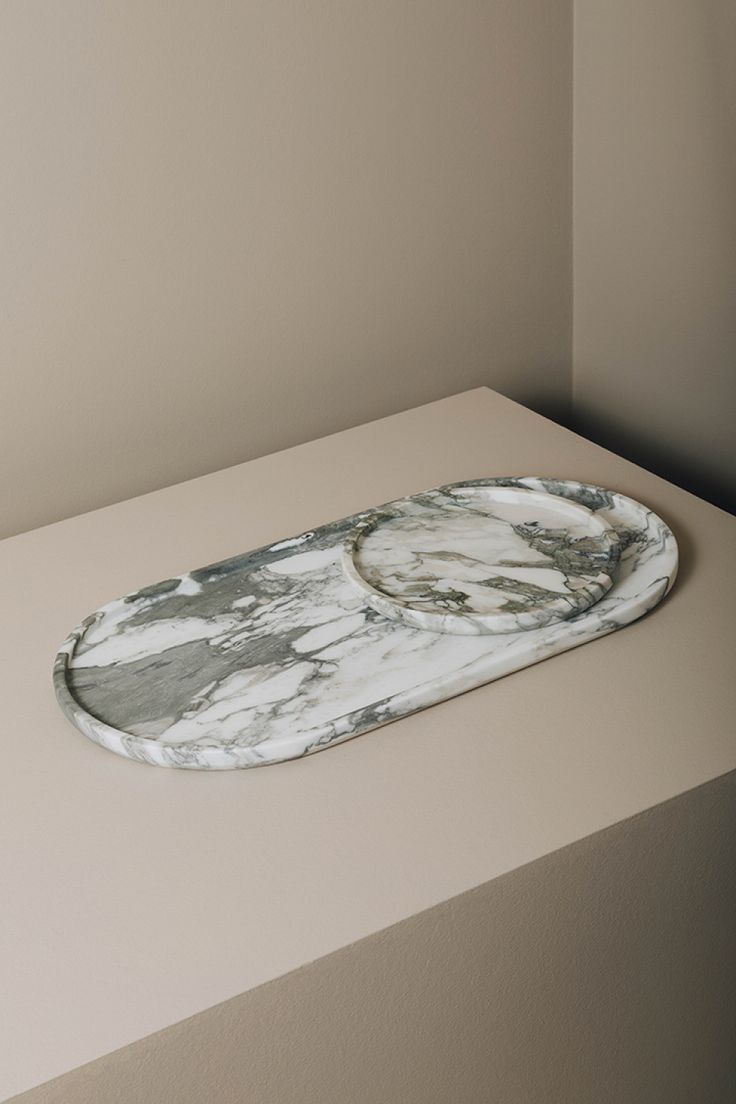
top-left (54, 477), bottom-right (677, 769)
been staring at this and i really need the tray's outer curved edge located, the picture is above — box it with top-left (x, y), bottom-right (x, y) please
top-left (52, 478), bottom-right (679, 770)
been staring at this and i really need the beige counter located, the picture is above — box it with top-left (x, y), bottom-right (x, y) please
top-left (2, 388), bottom-right (734, 1102)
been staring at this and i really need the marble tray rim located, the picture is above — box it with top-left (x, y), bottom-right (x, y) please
top-left (340, 484), bottom-right (622, 636)
top-left (53, 476), bottom-right (679, 770)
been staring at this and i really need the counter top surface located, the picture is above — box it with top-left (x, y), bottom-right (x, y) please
top-left (1, 388), bottom-right (734, 1099)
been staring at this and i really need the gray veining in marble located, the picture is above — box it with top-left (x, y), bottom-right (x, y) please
top-left (343, 486), bottom-right (620, 635)
top-left (54, 477), bottom-right (678, 769)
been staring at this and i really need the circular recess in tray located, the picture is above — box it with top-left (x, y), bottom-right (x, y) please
top-left (342, 485), bottom-right (620, 635)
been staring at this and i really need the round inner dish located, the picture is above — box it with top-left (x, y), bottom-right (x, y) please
top-left (342, 485), bottom-right (620, 635)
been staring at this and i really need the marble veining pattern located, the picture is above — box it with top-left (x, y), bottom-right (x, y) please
top-left (343, 486), bottom-right (620, 635)
top-left (53, 478), bottom-right (678, 769)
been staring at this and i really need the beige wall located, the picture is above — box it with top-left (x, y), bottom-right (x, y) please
top-left (4, 0), bottom-right (732, 534)
top-left (573, 0), bottom-right (736, 512)
top-left (0, 0), bottom-right (572, 539)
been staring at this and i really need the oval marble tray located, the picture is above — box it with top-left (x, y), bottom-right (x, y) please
top-left (54, 477), bottom-right (678, 769)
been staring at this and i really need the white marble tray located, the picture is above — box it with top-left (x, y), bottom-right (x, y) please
top-left (54, 477), bottom-right (678, 769)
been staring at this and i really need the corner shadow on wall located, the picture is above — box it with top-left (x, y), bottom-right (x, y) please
top-left (512, 391), bottom-right (575, 432)
top-left (570, 409), bottom-right (736, 519)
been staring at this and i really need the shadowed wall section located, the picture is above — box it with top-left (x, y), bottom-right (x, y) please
top-left (573, 0), bottom-right (736, 513)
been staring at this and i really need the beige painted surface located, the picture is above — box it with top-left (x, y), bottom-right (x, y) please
top-left (1, 389), bottom-right (734, 1099)
top-left (12, 772), bottom-right (736, 1104)
top-left (0, 0), bottom-right (572, 540)
top-left (573, 0), bottom-right (736, 512)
